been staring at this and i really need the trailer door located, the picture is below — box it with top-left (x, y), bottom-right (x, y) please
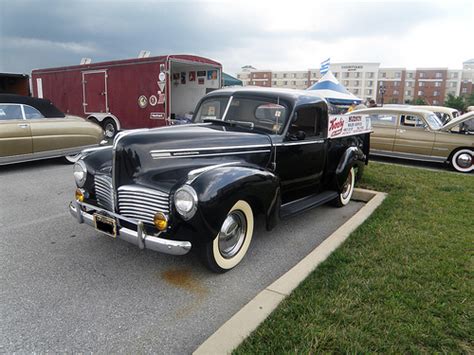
top-left (82, 70), bottom-right (108, 114)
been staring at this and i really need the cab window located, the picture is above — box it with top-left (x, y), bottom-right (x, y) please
top-left (23, 105), bottom-right (44, 119)
top-left (0, 104), bottom-right (23, 120)
top-left (288, 106), bottom-right (323, 140)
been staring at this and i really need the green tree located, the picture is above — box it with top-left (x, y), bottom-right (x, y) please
top-left (465, 92), bottom-right (474, 107)
top-left (412, 98), bottom-right (427, 105)
top-left (444, 94), bottom-right (466, 111)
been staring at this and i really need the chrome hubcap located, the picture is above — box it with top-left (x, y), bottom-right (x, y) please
top-left (105, 123), bottom-right (115, 138)
top-left (341, 170), bottom-right (353, 199)
top-left (218, 211), bottom-right (246, 259)
top-left (457, 153), bottom-right (472, 169)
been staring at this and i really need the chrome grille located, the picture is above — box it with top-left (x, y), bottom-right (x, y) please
top-left (94, 175), bottom-right (114, 211)
top-left (117, 185), bottom-right (170, 224)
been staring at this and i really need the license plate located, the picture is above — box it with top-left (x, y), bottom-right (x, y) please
top-left (93, 213), bottom-right (117, 238)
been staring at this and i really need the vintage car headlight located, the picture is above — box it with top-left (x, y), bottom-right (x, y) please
top-left (174, 185), bottom-right (198, 220)
top-left (73, 160), bottom-right (87, 187)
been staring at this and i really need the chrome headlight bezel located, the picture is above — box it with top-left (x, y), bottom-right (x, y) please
top-left (174, 185), bottom-right (198, 220)
top-left (73, 160), bottom-right (87, 187)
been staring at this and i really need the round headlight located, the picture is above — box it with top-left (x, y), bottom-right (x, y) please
top-left (174, 185), bottom-right (198, 220)
top-left (73, 160), bottom-right (87, 187)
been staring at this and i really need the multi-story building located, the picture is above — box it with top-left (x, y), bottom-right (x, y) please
top-left (236, 59), bottom-right (474, 105)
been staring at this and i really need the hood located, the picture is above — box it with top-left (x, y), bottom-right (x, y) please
top-left (440, 112), bottom-right (474, 131)
top-left (114, 124), bottom-right (272, 190)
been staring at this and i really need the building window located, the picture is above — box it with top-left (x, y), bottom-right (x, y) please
top-left (418, 91), bottom-right (424, 96)
top-left (419, 82), bottom-right (424, 87)
top-left (436, 72), bottom-right (442, 78)
top-left (367, 89), bottom-right (372, 95)
top-left (334, 72), bottom-right (338, 78)
top-left (451, 82), bottom-right (457, 88)
top-left (394, 81), bottom-right (399, 87)
top-left (406, 82), bottom-right (412, 87)
top-left (366, 81), bottom-right (373, 86)
top-left (395, 72), bottom-right (401, 78)
top-left (407, 73), bottom-right (413, 79)
top-left (433, 100), bottom-right (439, 104)
top-left (343, 72), bottom-right (349, 78)
top-left (451, 72), bottom-right (458, 79)
top-left (367, 72), bottom-right (374, 78)
top-left (433, 91), bottom-right (439, 96)
top-left (394, 90), bottom-right (399, 95)
top-left (434, 82), bottom-right (441, 87)
top-left (283, 73), bottom-right (287, 78)
top-left (304, 81), bottom-right (308, 85)
top-left (237, 74), bottom-right (240, 79)
top-left (263, 74), bottom-right (267, 78)
top-left (355, 72), bottom-right (360, 78)
top-left (353, 89), bottom-right (359, 94)
top-left (312, 72), bottom-right (317, 78)
top-left (381, 72), bottom-right (386, 78)
top-left (292, 81), bottom-right (296, 85)
top-left (354, 80), bottom-right (360, 86)
top-left (419, 72), bottom-right (424, 78)
top-left (272, 74), bottom-right (276, 78)
top-left (405, 90), bottom-right (411, 96)
top-left (344, 80), bottom-right (349, 86)
top-left (462, 87), bottom-right (467, 93)
top-left (272, 81), bottom-right (277, 85)
top-left (291, 73), bottom-right (296, 78)
top-left (379, 81), bottom-right (384, 86)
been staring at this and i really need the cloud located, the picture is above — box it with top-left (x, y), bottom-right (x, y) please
top-left (0, 0), bottom-right (472, 74)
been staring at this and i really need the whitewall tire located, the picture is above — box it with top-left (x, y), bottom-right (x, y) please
top-left (63, 153), bottom-right (82, 164)
top-left (201, 200), bottom-right (254, 273)
top-left (333, 167), bottom-right (355, 207)
top-left (451, 149), bottom-right (473, 173)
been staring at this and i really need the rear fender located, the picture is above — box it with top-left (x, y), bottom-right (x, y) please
top-left (335, 146), bottom-right (365, 190)
top-left (189, 166), bottom-right (280, 241)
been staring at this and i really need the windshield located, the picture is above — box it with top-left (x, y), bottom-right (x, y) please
top-left (194, 96), bottom-right (288, 134)
top-left (426, 113), bottom-right (443, 130)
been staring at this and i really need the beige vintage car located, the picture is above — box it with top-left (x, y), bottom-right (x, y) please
top-left (352, 107), bottom-right (474, 173)
top-left (0, 94), bottom-right (105, 165)
top-left (410, 105), bottom-right (460, 124)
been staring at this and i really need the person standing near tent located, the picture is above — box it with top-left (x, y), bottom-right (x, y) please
top-left (347, 101), bottom-right (357, 113)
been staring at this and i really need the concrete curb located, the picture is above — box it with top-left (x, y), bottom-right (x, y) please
top-left (194, 188), bottom-right (387, 355)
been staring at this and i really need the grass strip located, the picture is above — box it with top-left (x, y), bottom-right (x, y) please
top-left (235, 163), bottom-right (473, 353)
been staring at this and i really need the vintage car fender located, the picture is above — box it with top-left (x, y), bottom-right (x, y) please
top-left (187, 165), bottom-right (280, 241)
top-left (335, 146), bottom-right (366, 190)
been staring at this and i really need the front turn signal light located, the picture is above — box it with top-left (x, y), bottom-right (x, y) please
top-left (75, 188), bottom-right (85, 202)
top-left (154, 212), bottom-right (168, 231)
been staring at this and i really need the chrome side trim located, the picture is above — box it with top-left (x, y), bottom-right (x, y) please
top-left (0, 144), bottom-right (99, 166)
top-left (275, 140), bottom-right (325, 146)
top-left (153, 149), bottom-right (270, 159)
top-left (150, 144), bottom-right (271, 154)
top-left (370, 149), bottom-right (447, 162)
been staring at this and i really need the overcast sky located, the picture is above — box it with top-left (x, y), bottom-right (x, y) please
top-left (1, 0), bottom-right (472, 75)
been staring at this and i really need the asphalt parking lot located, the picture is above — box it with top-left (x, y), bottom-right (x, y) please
top-left (0, 159), bottom-right (363, 353)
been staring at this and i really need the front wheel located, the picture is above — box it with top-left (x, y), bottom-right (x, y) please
top-left (200, 200), bottom-right (254, 273)
top-left (102, 118), bottom-right (117, 139)
top-left (450, 149), bottom-right (473, 173)
top-left (63, 153), bottom-right (81, 164)
top-left (333, 167), bottom-right (355, 207)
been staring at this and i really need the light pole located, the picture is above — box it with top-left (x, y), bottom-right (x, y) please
top-left (379, 83), bottom-right (386, 107)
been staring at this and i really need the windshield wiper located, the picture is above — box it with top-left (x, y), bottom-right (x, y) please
top-left (202, 118), bottom-right (255, 130)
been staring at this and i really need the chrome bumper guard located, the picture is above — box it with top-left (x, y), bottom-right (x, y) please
top-left (69, 200), bottom-right (192, 256)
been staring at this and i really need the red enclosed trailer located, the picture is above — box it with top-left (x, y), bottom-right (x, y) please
top-left (31, 54), bottom-right (222, 137)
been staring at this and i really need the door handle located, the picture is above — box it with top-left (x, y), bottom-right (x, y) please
top-left (398, 129), bottom-right (406, 133)
top-left (17, 123), bottom-right (29, 128)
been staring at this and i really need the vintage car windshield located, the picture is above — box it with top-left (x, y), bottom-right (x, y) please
top-left (194, 96), bottom-right (288, 134)
top-left (426, 113), bottom-right (443, 130)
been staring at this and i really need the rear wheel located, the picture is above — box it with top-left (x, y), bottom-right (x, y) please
top-left (200, 200), bottom-right (254, 273)
top-left (102, 118), bottom-right (117, 139)
top-left (333, 167), bottom-right (355, 207)
top-left (450, 149), bottom-right (473, 173)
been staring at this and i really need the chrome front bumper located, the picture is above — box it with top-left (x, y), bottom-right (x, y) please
top-left (69, 200), bottom-right (192, 256)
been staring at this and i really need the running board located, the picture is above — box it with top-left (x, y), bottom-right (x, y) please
top-left (280, 190), bottom-right (339, 219)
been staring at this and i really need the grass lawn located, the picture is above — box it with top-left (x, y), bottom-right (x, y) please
top-left (235, 163), bottom-right (473, 353)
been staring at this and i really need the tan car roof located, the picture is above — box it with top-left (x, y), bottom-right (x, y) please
top-left (352, 107), bottom-right (434, 117)
top-left (441, 111), bottom-right (474, 131)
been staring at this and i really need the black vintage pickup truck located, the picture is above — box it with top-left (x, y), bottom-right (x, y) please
top-left (70, 87), bottom-right (371, 272)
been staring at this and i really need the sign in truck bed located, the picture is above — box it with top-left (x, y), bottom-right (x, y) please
top-left (328, 114), bottom-right (372, 139)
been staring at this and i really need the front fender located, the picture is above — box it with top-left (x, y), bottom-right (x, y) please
top-left (335, 146), bottom-right (365, 190)
top-left (188, 166), bottom-right (280, 241)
